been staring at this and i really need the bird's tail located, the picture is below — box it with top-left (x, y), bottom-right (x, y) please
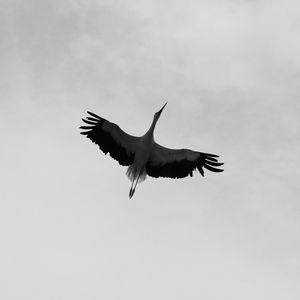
top-left (127, 165), bottom-right (147, 199)
top-left (126, 165), bottom-right (147, 183)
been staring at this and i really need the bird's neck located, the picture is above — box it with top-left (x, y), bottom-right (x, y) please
top-left (146, 117), bottom-right (158, 136)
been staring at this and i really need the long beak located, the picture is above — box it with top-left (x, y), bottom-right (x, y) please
top-left (158, 102), bottom-right (168, 115)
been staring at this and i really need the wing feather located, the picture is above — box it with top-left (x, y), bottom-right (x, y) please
top-left (82, 119), bottom-right (97, 125)
top-left (146, 143), bottom-right (224, 179)
top-left (80, 111), bottom-right (139, 166)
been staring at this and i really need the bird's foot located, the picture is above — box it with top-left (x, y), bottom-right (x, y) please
top-left (129, 187), bottom-right (135, 199)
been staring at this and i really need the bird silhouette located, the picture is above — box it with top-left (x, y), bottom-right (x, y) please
top-left (80, 103), bottom-right (223, 198)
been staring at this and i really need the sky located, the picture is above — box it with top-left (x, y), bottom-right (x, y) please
top-left (1, 0), bottom-right (300, 299)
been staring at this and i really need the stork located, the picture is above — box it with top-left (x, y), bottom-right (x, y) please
top-left (80, 103), bottom-right (223, 198)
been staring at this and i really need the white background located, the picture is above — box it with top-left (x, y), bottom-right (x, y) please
top-left (1, 0), bottom-right (300, 299)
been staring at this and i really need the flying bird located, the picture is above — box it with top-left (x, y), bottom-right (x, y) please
top-left (80, 103), bottom-right (223, 198)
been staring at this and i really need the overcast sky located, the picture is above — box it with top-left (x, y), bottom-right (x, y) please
top-left (1, 0), bottom-right (300, 299)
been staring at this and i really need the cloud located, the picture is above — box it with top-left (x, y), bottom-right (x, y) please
top-left (1, 1), bottom-right (300, 299)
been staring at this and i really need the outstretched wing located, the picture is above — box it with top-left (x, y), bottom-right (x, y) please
top-left (80, 111), bottom-right (139, 166)
top-left (146, 143), bottom-right (224, 179)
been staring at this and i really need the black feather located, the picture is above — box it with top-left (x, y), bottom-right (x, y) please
top-left (82, 119), bottom-right (97, 125)
top-left (80, 114), bottom-right (135, 166)
top-left (87, 111), bottom-right (102, 119)
top-left (146, 152), bottom-right (223, 179)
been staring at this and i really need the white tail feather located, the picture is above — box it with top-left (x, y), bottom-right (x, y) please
top-left (126, 165), bottom-right (147, 183)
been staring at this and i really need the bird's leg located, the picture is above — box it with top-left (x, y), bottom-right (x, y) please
top-left (129, 179), bottom-right (135, 198)
top-left (129, 174), bottom-right (140, 199)
top-left (131, 175), bottom-right (140, 198)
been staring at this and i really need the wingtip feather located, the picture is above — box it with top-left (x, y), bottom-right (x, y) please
top-left (203, 164), bottom-right (224, 172)
top-left (203, 152), bottom-right (219, 158)
top-left (87, 111), bottom-right (102, 120)
top-left (205, 160), bottom-right (224, 167)
top-left (82, 118), bottom-right (97, 125)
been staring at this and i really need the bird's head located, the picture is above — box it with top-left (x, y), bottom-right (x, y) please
top-left (154, 102), bottom-right (167, 122)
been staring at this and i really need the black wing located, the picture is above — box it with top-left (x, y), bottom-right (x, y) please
top-left (146, 143), bottom-right (224, 178)
top-left (80, 111), bottom-right (139, 166)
